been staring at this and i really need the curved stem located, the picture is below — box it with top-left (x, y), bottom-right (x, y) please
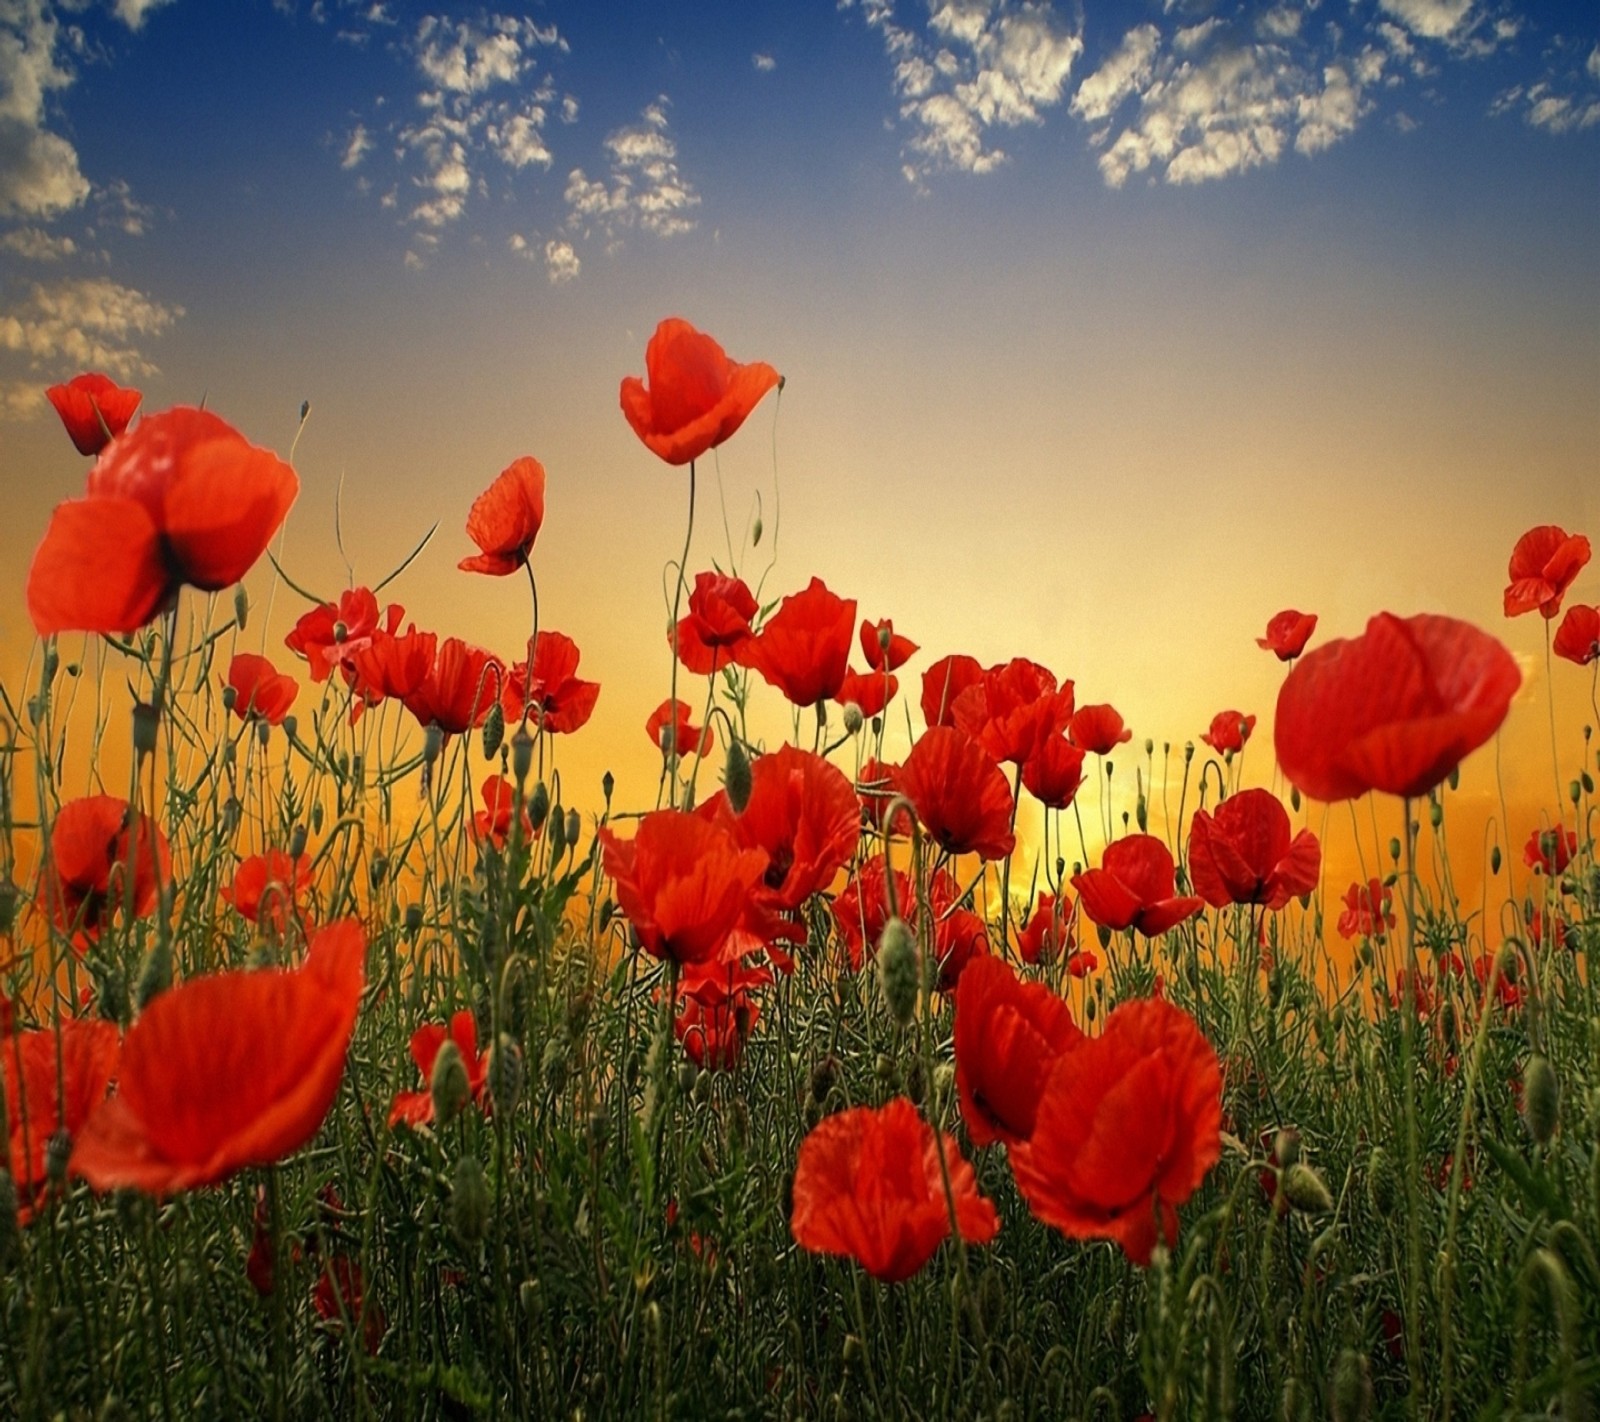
top-left (665, 461), bottom-right (697, 808)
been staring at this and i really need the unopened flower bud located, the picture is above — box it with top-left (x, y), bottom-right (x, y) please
top-left (1367, 1146), bottom-right (1398, 1217)
top-left (1272, 1128), bottom-right (1301, 1170)
top-left (1291, 785), bottom-right (1301, 812)
top-left (1328, 1348), bottom-right (1373, 1422)
top-left (1429, 800), bottom-right (1443, 828)
top-left (526, 781), bottom-right (550, 832)
top-left (877, 916), bottom-right (919, 1027)
top-left (404, 902), bottom-right (423, 939)
top-left (565, 808), bottom-right (581, 853)
top-left (481, 702), bottom-right (505, 760)
top-left (1281, 1163), bottom-right (1333, 1215)
top-left (547, 804), bottom-right (567, 860)
top-left (1388, 837), bottom-right (1401, 862)
top-left (724, 739), bottom-right (752, 814)
top-left (423, 723), bottom-right (444, 765)
top-left (369, 854), bottom-right (388, 889)
top-left (489, 1034), bottom-right (524, 1115)
top-left (289, 823), bottom-right (308, 859)
top-left (842, 704), bottom-right (863, 736)
top-left (332, 620), bottom-right (349, 644)
top-left (281, 714), bottom-right (297, 742)
top-left (751, 515), bottom-right (763, 546)
top-left (539, 1037), bottom-right (568, 1096)
top-left (1522, 1053), bottom-right (1560, 1146)
top-left (232, 584), bottom-right (249, 631)
top-left (132, 701), bottom-right (159, 758)
top-left (809, 1055), bottom-right (841, 1104)
top-left (135, 940), bottom-right (172, 1009)
top-left (222, 684), bottom-right (238, 712)
top-left (256, 719), bottom-right (271, 748)
top-left (1491, 844), bottom-right (1502, 875)
top-left (450, 1154), bottom-right (491, 1246)
top-left (431, 1039), bottom-right (471, 1126)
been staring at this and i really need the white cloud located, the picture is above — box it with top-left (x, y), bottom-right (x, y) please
top-left (95, 176), bottom-right (155, 236)
top-left (564, 97), bottom-right (700, 242)
top-left (560, 94), bottom-right (578, 123)
top-left (753, 51), bottom-right (776, 72)
top-left (0, 0), bottom-right (91, 218)
top-left (1296, 63), bottom-right (1369, 154)
top-left (0, 223), bottom-right (75, 259)
top-left (0, 276), bottom-right (181, 377)
top-left (0, 378), bottom-right (45, 420)
top-left (341, 122), bottom-right (371, 169)
top-left (111, 0), bottom-right (178, 30)
top-left (1589, 44), bottom-right (1599, 83)
top-left (543, 237), bottom-right (578, 282)
top-left (1071, 23), bottom-right (1159, 122)
top-left (1492, 37), bottom-right (1600, 136)
top-left (844, 0), bottom-right (1083, 179)
top-left (1377, 0), bottom-right (1474, 42)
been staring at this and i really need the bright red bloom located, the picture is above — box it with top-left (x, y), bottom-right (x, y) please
top-left (1553, 605), bottom-right (1600, 666)
top-left (459, 456), bottom-right (546, 575)
top-left (835, 666), bottom-right (898, 719)
top-left (388, 1010), bottom-right (490, 1129)
top-left (1526, 905), bottom-right (1569, 951)
top-left (898, 726), bottom-right (1016, 862)
top-left (1274, 613), bottom-right (1520, 802)
top-left (745, 577), bottom-right (856, 707)
top-left (1200, 711), bottom-right (1255, 756)
top-left (28, 408), bottom-right (298, 636)
top-left (502, 630), bottom-right (600, 734)
top-left (920, 654), bottom-right (983, 729)
top-left (46, 372), bottom-right (142, 456)
top-left (1068, 704), bottom-right (1131, 755)
top-left (855, 758), bottom-right (906, 833)
top-left (929, 895), bottom-right (989, 995)
top-left (1186, 789), bottom-right (1321, 910)
top-left (620, 318), bottom-right (781, 466)
top-left (1473, 952), bottom-right (1523, 1010)
top-left (790, 1096), bottom-right (998, 1282)
top-left (285, 588), bottom-right (385, 684)
top-left (860, 618), bottom-right (917, 673)
top-left (647, 699), bottom-right (713, 759)
top-left (471, 775), bottom-right (534, 851)
top-left (675, 957), bottom-right (769, 1071)
top-left (71, 921), bottom-right (366, 1194)
top-left (1021, 734), bottom-right (1086, 811)
top-left (732, 745), bottom-right (859, 912)
top-left (346, 612), bottom-right (435, 717)
top-left (221, 851), bottom-right (314, 932)
top-left (1337, 878), bottom-right (1394, 940)
top-left (225, 653), bottom-right (298, 725)
top-left (600, 810), bottom-right (767, 967)
top-left (954, 955), bottom-right (1082, 1147)
top-left (952, 659), bottom-right (1074, 767)
top-left (1504, 525), bottom-right (1591, 620)
top-left (39, 795), bottom-right (170, 942)
top-left (672, 571), bottom-right (759, 675)
top-left (3, 1020), bottom-right (120, 1223)
top-left (403, 638), bottom-right (504, 735)
top-left (1010, 998), bottom-right (1223, 1266)
top-left (1072, 835), bottom-right (1202, 937)
top-left (830, 854), bottom-right (911, 971)
top-left (1524, 824), bottom-right (1577, 876)
top-left (1257, 609), bottom-right (1317, 661)
top-left (1016, 892), bottom-right (1075, 966)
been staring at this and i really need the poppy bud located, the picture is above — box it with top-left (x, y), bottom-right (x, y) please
top-left (1291, 785), bottom-right (1301, 812)
top-left (282, 714), bottom-right (298, 742)
top-left (431, 1039), bottom-right (471, 1126)
top-left (519, 1278), bottom-right (539, 1318)
top-left (490, 1034), bottom-right (524, 1115)
top-left (540, 1037), bottom-right (569, 1096)
top-left (1388, 837), bottom-right (1401, 863)
top-left (256, 718), bottom-right (271, 748)
top-left (132, 701), bottom-right (159, 758)
top-left (482, 702), bottom-right (505, 760)
top-left (1570, 779), bottom-right (1582, 806)
top-left (1281, 1163), bottom-right (1333, 1215)
top-left (232, 583), bottom-right (249, 631)
top-left (723, 739), bottom-right (752, 814)
top-left (1583, 771), bottom-right (1595, 795)
top-left (1328, 1348), bottom-right (1372, 1422)
top-left (136, 940), bottom-right (171, 1009)
top-left (1136, 794), bottom-right (1147, 833)
top-left (874, 1052), bottom-right (898, 1086)
top-left (1096, 923), bottom-right (1111, 950)
top-left (1273, 1128), bottom-right (1301, 1171)
top-left (809, 1055), bottom-right (841, 1104)
top-left (369, 854), bottom-right (388, 890)
top-left (451, 1155), bottom-right (491, 1246)
top-left (547, 805), bottom-right (568, 861)
top-left (904, 1058), bottom-right (926, 1106)
top-left (222, 684), bottom-right (238, 713)
top-left (676, 1060), bottom-right (699, 1096)
top-left (588, 1106), bottom-right (611, 1153)
top-left (404, 902), bottom-right (423, 939)
top-left (0, 1173), bottom-right (19, 1273)
top-left (289, 823), bottom-right (308, 859)
top-left (565, 808), bottom-right (581, 854)
top-left (877, 916), bottom-right (919, 1027)
top-left (1367, 1146), bottom-right (1397, 1217)
top-left (1429, 800), bottom-right (1443, 829)
top-left (1522, 1053), bottom-right (1560, 1146)
top-left (527, 781), bottom-right (550, 832)
top-left (0, 882), bottom-right (16, 936)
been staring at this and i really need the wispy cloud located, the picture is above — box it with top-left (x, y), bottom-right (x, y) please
top-left (0, 276), bottom-right (182, 377)
top-left (564, 98), bottom-right (700, 243)
top-left (1491, 36), bottom-right (1600, 135)
top-left (0, 0), bottom-right (91, 219)
top-left (0, 224), bottom-right (75, 260)
top-left (753, 52), bottom-right (776, 73)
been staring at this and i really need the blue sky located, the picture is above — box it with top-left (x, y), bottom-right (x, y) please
top-left (2, 0), bottom-right (1597, 824)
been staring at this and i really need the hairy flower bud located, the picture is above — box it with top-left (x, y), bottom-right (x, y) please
top-left (877, 916), bottom-right (919, 1027)
top-left (1328, 1348), bottom-right (1373, 1422)
top-left (450, 1154), bottom-right (491, 1246)
top-left (1366, 1146), bottom-right (1397, 1217)
top-left (842, 703), bottom-right (864, 736)
top-left (723, 739), bottom-right (752, 815)
top-left (526, 781), bottom-right (550, 833)
top-left (1281, 1163), bottom-right (1334, 1216)
top-left (481, 701), bottom-right (505, 760)
top-left (1522, 1053), bottom-right (1560, 1146)
top-left (431, 1039), bottom-right (471, 1126)
top-left (489, 1033), bottom-right (524, 1115)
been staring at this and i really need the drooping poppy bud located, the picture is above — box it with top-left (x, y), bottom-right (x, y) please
top-left (431, 1039), bottom-right (471, 1126)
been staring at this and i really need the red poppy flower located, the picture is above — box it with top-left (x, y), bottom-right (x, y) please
top-left (285, 588), bottom-right (386, 684)
top-left (1274, 613), bottom-right (1520, 802)
top-left (347, 614), bottom-right (435, 718)
top-left (1337, 878), bottom-right (1394, 940)
top-left (1504, 525), bottom-right (1591, 620)
top-left (790, 1096), bottom-right (998, 1282)
top-left (1526, 906), bottom-right (1568, 951)
top-left (1016, 892), bottom-right (1075, 966)
top-left (920, 654), bottom-right (984, 730)
top-left (39, 795), bottom-right (170, 942)
top-left (745, 578), bottom-right (856, 707)
top-left (898, 726), bottom-right (1016, 862)
top-left (28, 408), bottom-right (299, 636)
top-left (1072, 835), bottom-right (1202, 937)
top-left (1473, 952), bottom-right (1523, 1010)
top-left (501, 630), bottom-right (599, 734)
top-left (835, 666), bottom-right (898, 719)
top-left (1524, 824), bottom-right (1577, 876)
top-left (830, 854), bottom-right (911, 971)
top-left (71, 920), bottom-right (366, 1194)
top-left (403, 638), bottom-right (504, 735)
top-left (1388, 967), bottom-right (1441, 1017)
top-left (46, 372), bottom-right (143, 456)
top-left (855, 758), bottom-right (906, 833)
top-left (1009, 997), bottom-right (1222, 1266)
top-left (674, 958), bottom-right (769, 1071)
top-left (620, 318), bottom-right (781, 466)
top-left (471, 775), bottom-right (534, 851)
top-left (388, 1010), bottom-right (490, 1129)
top-left (952, 659), bottom-right (1075, 767)
top-left (1186, 789), bottom-right (1321, 911)
top-left (729, 745), bottom-right (859, 913)
top-left (929, 896), bottom-right (989, 995)
top-left (672, 571), bottom-right (759, 675)
top-left (1257, 609), bottom-right (1317, 661)
top-left (1068, 704), bottom-right (1131, 755)
top-left (1021, 734), bottom-right (1086, 811)
top-left (954, 955), bottom-right (1082, 1147)
top-left (647, 699), bottom-right (713, 759)
top-left (600, 810), bottom-right (767, 967)
top-left (225, 653), bottom-right (298, 725)
top-left (860, 618), bottom-right (917, 673)
top-left (313, 1256), bottom-right (386, 1355)
top-left (221, 850), bottom-right (315, 932)
top-left (1199, 711), bottom-right (1255, 756)
top-left (3, 1020), bottom-right (121, 1223)
top-left (1553, 605), bottom-right (1600, 666)
top-left (459, 456), bottom-right (546, 575)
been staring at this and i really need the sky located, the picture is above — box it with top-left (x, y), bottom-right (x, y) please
top-left (1, 0), bottom-right (1597, 921)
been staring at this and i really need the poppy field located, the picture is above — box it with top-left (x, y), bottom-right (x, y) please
top-left (2, 324), bottom-right (1598, 1420)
